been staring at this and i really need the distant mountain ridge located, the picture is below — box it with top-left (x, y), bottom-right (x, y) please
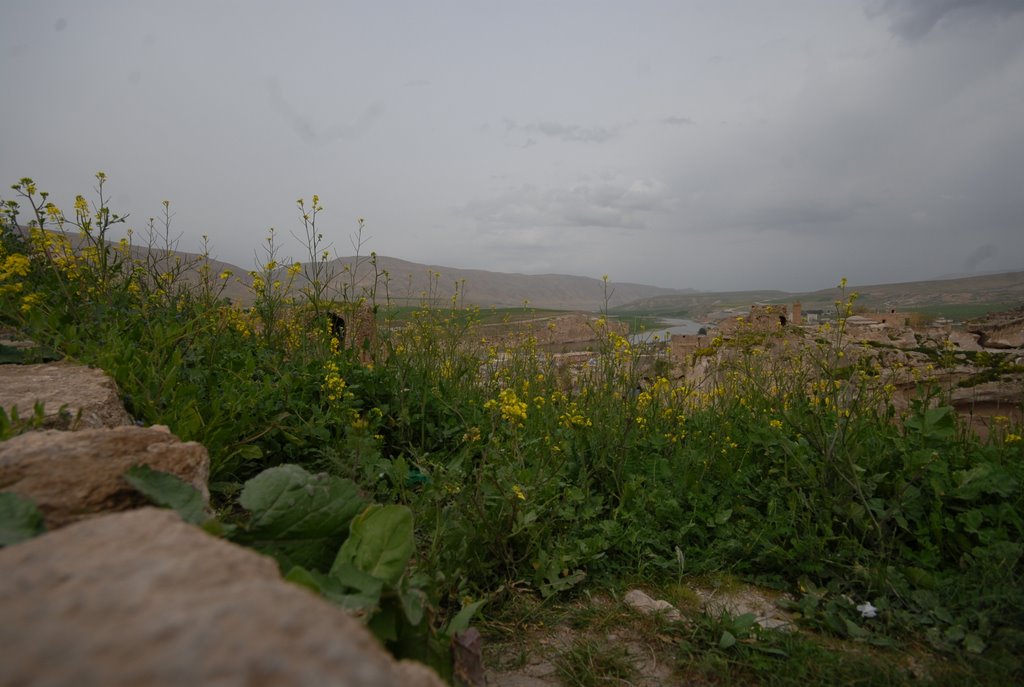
top-left (613, 271), bottom-right (1024, 317)
top-left (11, 226), bottom-right (1021, 313)
top-left (312, 255), bottom-right (691, 311)
top-left (9, 225), bottom-right (686, 310)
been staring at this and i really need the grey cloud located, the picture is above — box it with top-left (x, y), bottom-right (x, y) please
top-left (740, 198), bottom-right (863, 231)
top-left (964, 244), bottom-right (996, 271)
top-left (503, 119), bottom-right (622, 144)
top-left (661, 116), bottom-right (694, 126)
top-left (689, 184), bottom-right (870, 236)
top-left (867, 0), bottom-right (1024, 40)
top-left (461, 178), bottom-right (674, 233)
top-left (266, 78), bottom-right (384, 144)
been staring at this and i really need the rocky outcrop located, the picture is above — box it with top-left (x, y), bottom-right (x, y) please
top-left (692, 585), bottom-right (794, 632)
top-left (967, 306), bottom-right (1024, 349)
top-left (624, 589), bottom-right (682, 622)
top-left (945, 330), bottom-right (983, 352)
top-left (0, 360), bottom-right (132, 429)
top-left (0, 507), bottom-right (445, 687)
top-left (950, 376), bottom-right (1024, 407)
top-left (624, 586), bottom-right (793, 631)
top-left (0, 426), bottom-right (209, 528)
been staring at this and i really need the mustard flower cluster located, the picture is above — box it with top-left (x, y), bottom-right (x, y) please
top-left (0, 250), bottom-right (30, 295)
top-left (0, 247), bottom-right (42, 313)
top-left (322, 359), bottom-right (348, 403)
top-left (484, 388), bottom-right (528, 425)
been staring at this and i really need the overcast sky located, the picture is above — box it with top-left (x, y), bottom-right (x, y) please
top-left (2, 0), bottom-right (1022, 292)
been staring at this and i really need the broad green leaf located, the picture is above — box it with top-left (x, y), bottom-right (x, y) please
top-left (333, 504), bottom-right (414, 586)
top-left (731, 612), bottom-right (758, 634)
top-left (443, 599), bottom-right (487, 638)
top-left (953, 463), bottom-right (1016, 501)
top-left (235, 444), bottom-right (263, 461)
top-left (903, 565), bottom-right (936, 590)
top-left (330, 561), bottom-right (388, 598)
top-left (399, 585), bottom-right (426, 627)
top-left (844, 618), bottom-right (869, 639)
top-left (538, 569), bottom-right (587, 598)
top-left (237, 465), bottom-right (366, 571)
top-left (285, 565), bottom-right (382, 614)
top-left (0, 492), bottom-right (45, 546)
top-left (124, 464), bottom-right (207, 525)
top-left (963, 633), bottom-right (986, 654)
top-left (718, 630), bottom-right (737, 649)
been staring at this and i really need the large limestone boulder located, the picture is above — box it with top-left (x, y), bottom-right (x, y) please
top-left (946, 330), bottom-right (982, 352)
top-left (0, 360), bottom-right (132, 429)
top-left (967, 306), bottom-right (1024, 349)
top-left (0, 426), bottom-right (209, 529)
top-left (0, 508), bottom-right (444, 687)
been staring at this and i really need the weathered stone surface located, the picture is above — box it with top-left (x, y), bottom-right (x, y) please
top-left (0, 360), bottom-right (132, 429)
top-left (967, 306), bottom-right (1024, 349)
top-left (946, 330), bottom-right (982, 352)
top-left (0, 508), bottom-right (445, 687)
top-left (950, 376), bottom-right (1024, 407)
top-left (0, 426), bottom-right (209, 528)
top-left (624, 588), bottom-right (682, 622)
top-left (693, 585), bottom-right (795, 632)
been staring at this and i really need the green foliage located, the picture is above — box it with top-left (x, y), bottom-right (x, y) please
top-left (4, 175), bottom-right (1022, 682)
top-left (0, 492), bottom-right (45, 546)
top-left (334, 505), bottom-right (414, 585)
top-left (234, 464), bottom-right (366, 571)
top-left (0, 342), bottom-right (61, 364)
top-left (123, 465), bottom-right (209, 525)
top-left (0, 402), bottom-right (52, 440)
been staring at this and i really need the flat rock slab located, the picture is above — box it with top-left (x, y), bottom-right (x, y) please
top-left (0, 426), bottom-right (210, 529)
top-left (694, 585), bottom-right (795, 632)
top-left (0, 508), bottom-right (445, 687)
top-left (0, 360), bottom-right (132, 429)
top-left (624, 588), bottom-right (682, 621)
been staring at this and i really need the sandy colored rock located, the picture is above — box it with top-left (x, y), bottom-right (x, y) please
top-left (694, 584), bottom-right (795, 631)
top-left (0, 360), bottom-right (132, 429)
top-left (0, 426), bottom-right (210, 528)
top-left (0, 508), bottom-right (445, 687)
top-left (950, 376), bottom-right (1024, 407)
top-left (624, 588), bottom-right (682, 622)
top-left (967, 306), bottom-right (1024, 349)
top-left (946, 330), bottom-right (982, 352)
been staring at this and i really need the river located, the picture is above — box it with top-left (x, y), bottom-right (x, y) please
top-left (629, 318), bottom-right (711, 345)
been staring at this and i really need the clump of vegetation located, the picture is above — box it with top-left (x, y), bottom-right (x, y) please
top-left (2, 175), bottom-right (1022, 683)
